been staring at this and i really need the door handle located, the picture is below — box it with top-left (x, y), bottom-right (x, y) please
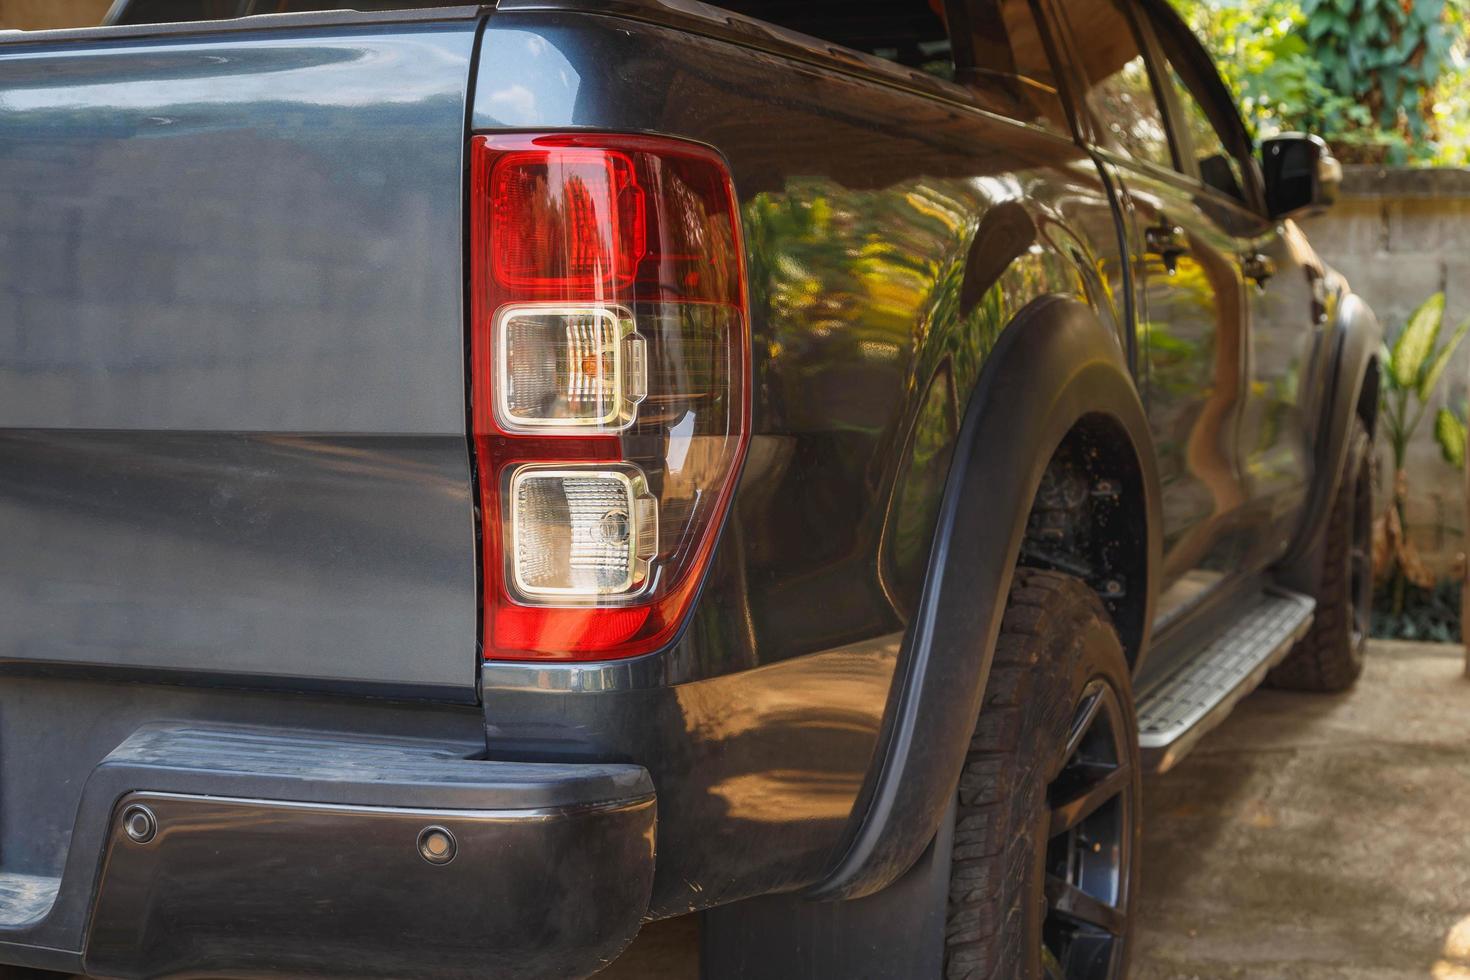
top-left (1242, 252), bottom-right (1276, 286)
top-left (1145, 221), bottom-right (1188, 273)
top-left (1310, 274), bottom-right (1329, 323)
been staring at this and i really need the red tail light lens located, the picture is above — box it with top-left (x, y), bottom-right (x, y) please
top-left (471, 133), bottom-right (749, 661)
top-left (489, 149), bottom-right (644, 292)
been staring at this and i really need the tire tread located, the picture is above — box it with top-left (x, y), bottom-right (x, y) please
top-left (943, 569), bottom-right (1135, 979)
top-left (1268, 418), bottom-right (1370, 693)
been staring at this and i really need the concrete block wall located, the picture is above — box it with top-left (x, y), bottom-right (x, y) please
top-left (1301, 167), bottom-right (1470, 573)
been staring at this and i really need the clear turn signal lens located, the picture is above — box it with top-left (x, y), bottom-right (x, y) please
top-left (495, 305), bottom-right (646, 432)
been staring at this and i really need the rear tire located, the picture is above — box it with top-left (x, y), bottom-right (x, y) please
top-left (944, 570), bottom-right (1139, 980)
top-left (1268, 418), bottom-right (1373, 693)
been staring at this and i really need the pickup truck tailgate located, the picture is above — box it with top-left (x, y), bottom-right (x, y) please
top-left (0, 11), bottom-right (481, 698)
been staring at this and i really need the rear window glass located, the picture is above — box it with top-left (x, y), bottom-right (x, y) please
top-left (721, 0), bottom-right (956, 79)
top-left (726, 0), bottom-right (1069, 133)
top-left (965, 0), bottom-right (1069, 134)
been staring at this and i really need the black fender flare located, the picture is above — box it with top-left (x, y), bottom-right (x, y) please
top-left (1278, 290), bottom-right (1381, 594)
top-left (808, 294), bottom-right (1162, 901)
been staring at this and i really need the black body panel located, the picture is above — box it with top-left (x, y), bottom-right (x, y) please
top-left (86, 790), bottom-right (653, 979)
top-left (472, 8), bottom-right (1140, 914)
top-left (0, 722), bottom-right (655, 978)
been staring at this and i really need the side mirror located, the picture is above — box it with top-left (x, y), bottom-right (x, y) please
top-left (1261, 133), bottom-right (1342, 220)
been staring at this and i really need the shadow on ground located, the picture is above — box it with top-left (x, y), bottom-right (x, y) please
top-left (604, 640), bottom-right (1470, 979)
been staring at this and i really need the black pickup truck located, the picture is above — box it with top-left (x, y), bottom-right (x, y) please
top-left (0, 0), bottom-right (1378, 977)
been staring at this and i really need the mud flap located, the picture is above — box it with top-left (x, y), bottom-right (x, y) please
top-left (701, 798), bottom-right (956, 979)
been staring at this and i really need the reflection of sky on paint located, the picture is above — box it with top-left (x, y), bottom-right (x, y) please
top-left (973, 175), bottom-right (1022, 202)
top-left (0, 30), bottom-right (469, 114)
top-left (476, 31), bottom-right (580, 126)
top-left (0, 23), bottom-right (471, 432)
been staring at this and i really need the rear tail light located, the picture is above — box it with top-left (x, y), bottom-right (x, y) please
top-left (470, 133), bottom-right (749, 661)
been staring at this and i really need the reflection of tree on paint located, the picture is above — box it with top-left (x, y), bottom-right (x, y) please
top-left (743, 179), bottom-right (979, 436)
top-left (742, 174), bottom-right (1086, 610)
top-left (1139, 229), bottom-right (1247, 576)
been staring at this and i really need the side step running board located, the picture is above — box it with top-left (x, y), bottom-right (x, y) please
top-left (1136, 588), bottom-right (1315, 774)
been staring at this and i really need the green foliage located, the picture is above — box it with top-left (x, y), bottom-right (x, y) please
top-left (1303, 0), bottom-right (1458, 155)
top-left (1377, 293), bottom-right (1466, 617)
top-left (1381, 292), bottom-right (1469, 469)
top-left (1434, 403), bottom-right (1466, 467)
top-left (1172, 0), bottom-right (1469, 164)
top-left (1392, 292), bottom-right (1446, 389)
top-left (1419, 315), bottom-right (1470, 400)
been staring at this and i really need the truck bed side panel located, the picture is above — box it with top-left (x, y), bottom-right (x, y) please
top-left (472, 11), bottom-right (1129, 912)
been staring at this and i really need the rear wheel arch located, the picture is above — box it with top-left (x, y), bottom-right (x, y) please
top-left (1280, 291), bottom-right (1382, 594)
top-left (809, 295), bottom-right (1161, 902)
top-left (1020, 413), bottom-right (1152, 669)
top-left (1357, 354), bottom-right (1381, 437)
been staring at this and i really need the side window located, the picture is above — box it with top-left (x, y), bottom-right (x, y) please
top-left (965, 0), bottom-right (1070, 135)
top-left (1154, 36), bottom-right (1249, 201)
top-left (1063, 0), bottom-right (1173, 168)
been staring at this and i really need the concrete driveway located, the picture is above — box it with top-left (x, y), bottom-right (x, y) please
top-left (1135, 639), bottom-right (1470, 979)
top-left (604, 639), bottom-right (1470, 978)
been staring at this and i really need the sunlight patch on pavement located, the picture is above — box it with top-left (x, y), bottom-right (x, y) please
top-left (1432, 914), bottom-right (1470, 979)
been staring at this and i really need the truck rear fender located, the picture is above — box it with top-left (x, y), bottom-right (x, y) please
top-left (810, 295), bottom-right (1162, 900)
top-left (1278, 289), bottom-right (1381, 595)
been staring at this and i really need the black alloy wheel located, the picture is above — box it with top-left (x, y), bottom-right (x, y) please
top-left (1040, 679), bottom-right (1135, 979)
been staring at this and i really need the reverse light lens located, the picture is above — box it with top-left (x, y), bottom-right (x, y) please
top-left (471, 132), bottom-right (749, 660)
top-left (495, 305), bottom-right (646, 432)
top-left (509, 465), bottom-right (657, 599)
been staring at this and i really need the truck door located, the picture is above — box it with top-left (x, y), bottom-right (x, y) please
top-left (1051, 0), bottom-right (1250, 627)
top-left (1144, 6), bottom-right (1320, 573)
